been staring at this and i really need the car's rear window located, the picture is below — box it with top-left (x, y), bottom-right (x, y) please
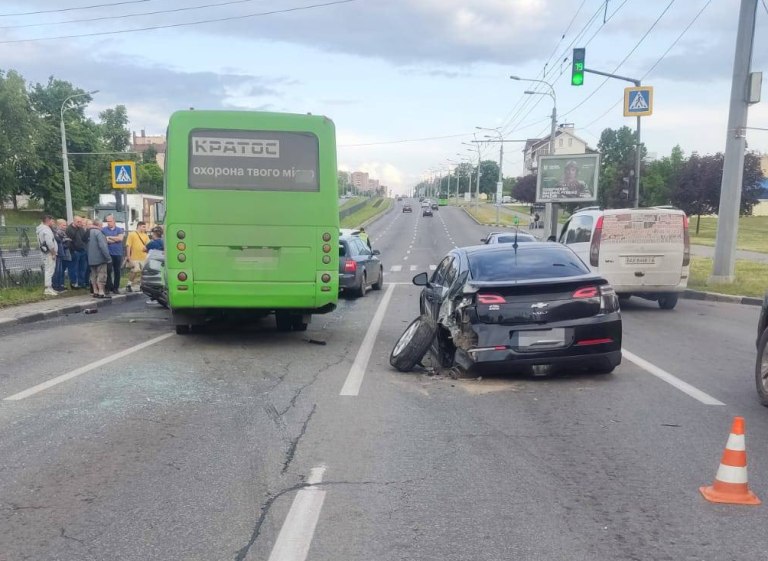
top-left (494, 235), bottom-right (535, 243)
top-left (468, 247), bottom-right (590, 281)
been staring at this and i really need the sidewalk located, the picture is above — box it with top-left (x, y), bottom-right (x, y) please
top-left (0, 291), bottom-right (144, 329)
top-left (690, 244), bottom-right (768, 264)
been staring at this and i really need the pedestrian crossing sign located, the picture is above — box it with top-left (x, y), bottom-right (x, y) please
top-left (624, 86), bottom-right (653, 117)
top-left (111, 160), bottom-right (137, 189)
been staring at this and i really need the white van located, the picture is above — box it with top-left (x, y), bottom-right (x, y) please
top-left (555, 207), bottom-right (690, 309)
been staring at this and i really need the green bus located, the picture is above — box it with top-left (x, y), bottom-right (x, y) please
top-left (164, 110), bottom-right (339, 334)
top-left (438, 192), bottom-right (449, 206)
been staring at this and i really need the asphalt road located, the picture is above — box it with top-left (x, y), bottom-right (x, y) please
top-left (1, 202), bottom-right (766, 561)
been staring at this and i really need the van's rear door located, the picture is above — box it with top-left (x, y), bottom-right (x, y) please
top-left (597, 209), bottom-right (686, 289)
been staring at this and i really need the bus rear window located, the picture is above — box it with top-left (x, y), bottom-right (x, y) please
top-left (188, 129), bottom-right (319, 192)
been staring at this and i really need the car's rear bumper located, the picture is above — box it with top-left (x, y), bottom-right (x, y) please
top-left (338, 272), bottom-right (359, 290)
top-left (454, 314), bottom-right (622, 374)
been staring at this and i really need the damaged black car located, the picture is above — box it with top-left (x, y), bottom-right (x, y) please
top-left (390, 242), bottom-right (622, 376)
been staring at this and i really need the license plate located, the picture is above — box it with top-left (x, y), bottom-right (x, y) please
top-left (625, 256), bottom-right (656, 265)
top-left (517, 329), bottom-right (566, 348)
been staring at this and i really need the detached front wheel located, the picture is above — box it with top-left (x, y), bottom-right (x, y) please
top-left (390, 315), bottom-right (437, 372)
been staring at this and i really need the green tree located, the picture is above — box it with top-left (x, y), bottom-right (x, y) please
top-left (99, 105), bottom-right (130, 153)
top-left (28, 77), bottom-right (100, 215)
top-left (596, 126), bottom-right (646, 208)
top-left (138, 162), bottom-right (163, 194)
top-left (0, 70), bottom-right (39, 210)
top-left (478, 160), bottom-right (500, 196)
top-left (143, 144), bottom-right (158, 163)
top-left (511, 174), bottom-right (537, 203)
top-left (337, 170), bottom-right (350, 195)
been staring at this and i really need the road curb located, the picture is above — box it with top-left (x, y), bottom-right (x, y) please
top-left (0, 292), bottom-right (144, 329)
top-left (682, 289), bottom-right (763, 307)
top-left (359, 199), bottom-right (394, 229)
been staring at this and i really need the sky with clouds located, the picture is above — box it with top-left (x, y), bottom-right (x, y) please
top-left (0, 0), bottom-right (766, 194)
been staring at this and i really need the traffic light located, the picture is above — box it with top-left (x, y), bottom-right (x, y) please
top-left (572, 48), bottom-right (585, 86)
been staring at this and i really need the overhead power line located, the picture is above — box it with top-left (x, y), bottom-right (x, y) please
top-left (0, 0), bottom-right (269, 30)
top-left (339, 132), bottom-right (474, 148)
top-left (581, 0), bottom-right (712, 130)
top-left (0, 0), bottom-right (358, 44)
top-left (0, 0), bottom-right (150, 17)
top-left (559, 0), bottom-right (677, 120)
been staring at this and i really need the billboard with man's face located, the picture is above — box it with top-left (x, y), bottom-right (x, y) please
top-left (536, 153), bottom-right (600, 203)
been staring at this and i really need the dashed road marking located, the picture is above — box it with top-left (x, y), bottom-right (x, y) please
top-left (390, 265), bottom-right (402, 272)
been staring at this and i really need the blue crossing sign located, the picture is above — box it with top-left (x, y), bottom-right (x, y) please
top-left (111, 160), bottom-right (137, 189)
top-left (624, 86), bottom-right (653, 117)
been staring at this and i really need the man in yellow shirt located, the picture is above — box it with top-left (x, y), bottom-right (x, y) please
top-left (124, 221), bottom-right (150, 292)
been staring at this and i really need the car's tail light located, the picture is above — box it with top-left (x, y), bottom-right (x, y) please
top-left (682, 214), bottom-right (690, 267)
top-left (344, 260), bottom-right (357, 273)
top-left (573, 286), bottom-right (599, 299)
top-left (599, 285), bottom-right (619, 314)
top-left (590, 215), bottom-right (603, 267)
top-left (477, 294), bottom-right (505, 304)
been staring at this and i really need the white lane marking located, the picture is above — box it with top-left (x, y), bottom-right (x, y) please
top-left (4, 333), bottom-right (174, 401)
top-left (340, 283), bottom-right (396, 396)
top-left (267, 465), bottom-right (327, 561)
top-left (622, 349), bottom-right (725, 406)
top-left (429, 265), bottom-right (437, 271)
top-left (406, 250), bottom-right (411, 254)
top-left (410, 265), bottom-right (417, 272)
top-left (390, 265), bottom-right (402, 272)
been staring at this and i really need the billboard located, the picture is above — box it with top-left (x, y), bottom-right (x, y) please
top-left (536, 153), bottom-right (599, 203)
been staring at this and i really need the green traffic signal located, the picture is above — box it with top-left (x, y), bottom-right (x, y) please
top-left (572, 48), bottom-right (585, 86)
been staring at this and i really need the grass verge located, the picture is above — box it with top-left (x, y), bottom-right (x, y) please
top-left (340, 197), bottom-right (392, 228)
top-left (463, 203), bottom-right (529, 228)
top-left (688, 257), bottom-right (768, 298)
top-left (688, 216), bottom-right (768, 254)
top-left (0, 209), bottom-right (42, 227)
top-left (339, 197), bottom-right (364, 211)
top-left (0, 286), bottom-right (88, 309)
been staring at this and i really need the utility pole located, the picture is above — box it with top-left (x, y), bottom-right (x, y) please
top-left (711, 0), bottom-right (758, 283)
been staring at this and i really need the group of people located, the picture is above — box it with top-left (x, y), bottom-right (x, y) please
top-left (35, 214), bottom-right (164, 298)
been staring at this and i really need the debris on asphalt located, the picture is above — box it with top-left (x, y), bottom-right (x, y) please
top-left (306, 338), bottom-right (327, 346)
top-left (83, 308), bottom-right (98, 315)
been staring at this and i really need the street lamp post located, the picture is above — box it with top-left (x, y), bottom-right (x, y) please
top-left (60, 90), bottom-right (98, 223)
top-left (463, 137), bottom-right (482, 212)
top-left (511, 76), bottom-right (558, 238)
top-left (477, 126), bottom-right (504, 225)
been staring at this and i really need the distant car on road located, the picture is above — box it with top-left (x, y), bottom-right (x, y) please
top-left (431, 202), bottom-right (439, 210)
top-left (422, 206), bottom-right (433, 217)
top-left (390, 242), bottom-right (622, 375)
top-left (402, 204), bottom-right (412, 213)
top-left (339, 233), bottom-right (383, 297)
top-left (756, 293), bottom-right (768, 406)
top-left (481, 231), bottom-right (537, 244)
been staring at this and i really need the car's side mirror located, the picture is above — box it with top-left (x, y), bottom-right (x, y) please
top-left (547, 235), bottom-right (557, 242)
top-left (339, 246), bottom-right (345, 256)
top-left (480, 238), bottom-right (486, 243)
top-left (372, 249), bottom-right (381, 255)
top-left (412, 272), bottom-right (429, 286)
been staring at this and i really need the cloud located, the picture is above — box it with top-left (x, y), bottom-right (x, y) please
top-left (0, 41), bottom-right (286, 131)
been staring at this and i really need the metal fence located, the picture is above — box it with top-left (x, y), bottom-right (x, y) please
top-left (0, 226), bottom-right (43, 288)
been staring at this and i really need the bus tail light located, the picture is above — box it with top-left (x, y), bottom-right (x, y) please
top-left (321, 273), bottom-right (331, 283)
top-left (322, 244), bottom-right (331, 253)
top-left (178, 272), bottom-right (188, 281)
top-left (322, 232), bottom-right (331, 242)
top-left (344, 260), bottom-right (357, 273)
top-left (589, 215), bottom-right (603, 267)
top-left (177, 230), bottom-right (186, 239)
top-left (178, 253), bottom-right (187, 262)
top-left (177, 242), bottom-right (186, 251)
top-left (322, 255), bottom-right (331, 264)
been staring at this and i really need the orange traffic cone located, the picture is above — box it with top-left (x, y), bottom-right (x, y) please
top-left (700, 417), bottom-right (761, 505)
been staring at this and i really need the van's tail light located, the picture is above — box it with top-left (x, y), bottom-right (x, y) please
top-left (682, 214), bottom-right (690, 267)
top-left (589, 215), bottom-right (603, 267)
top-left (344, 260), bottom-right (357, 273)
top-left (477, 294), bottom-right (506, 304)
top-left (599, 285), bottom-right (619, 314)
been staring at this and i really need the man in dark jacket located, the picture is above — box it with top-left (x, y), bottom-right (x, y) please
top-left (87, 219), bottom-right (112, 298)
top-left (66, 216), bottom-right (88, 289)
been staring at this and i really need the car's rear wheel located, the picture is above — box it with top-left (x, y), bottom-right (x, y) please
top-left (658, 293), bottom-right (678, 310)
top-left (372, 267), bottom-right (383, 290)
top-left (390, 315), bottom-right (437, 372)
top-left (755, 328), bottom-right (768, 407)
top-left (356, 272), bottom-right (367, 297)
top-left (175, 325), bottom-right (190, 335)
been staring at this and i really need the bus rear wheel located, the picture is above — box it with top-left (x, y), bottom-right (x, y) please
top-left (276, 312), bottom-right (308, 332)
